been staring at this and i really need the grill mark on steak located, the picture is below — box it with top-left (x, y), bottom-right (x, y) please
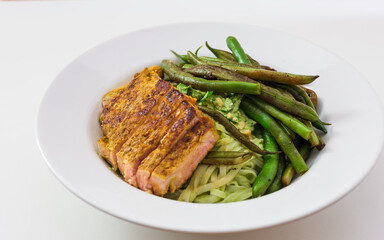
top-left (116, 89), bottom-right (188, 186)
top-left (97, 66), bottom-right (219, 195)
top-left (149, 117), bottom-right (218, 196)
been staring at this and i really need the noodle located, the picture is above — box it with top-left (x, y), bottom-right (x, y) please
top-left (177, 122), bottom-right (264, 203)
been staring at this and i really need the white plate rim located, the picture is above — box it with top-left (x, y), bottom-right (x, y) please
top-left (36, 22), bottom-right (384, 233)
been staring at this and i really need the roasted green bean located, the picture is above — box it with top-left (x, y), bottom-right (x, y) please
top-left (282, 142), bottom-right (312, 186)
top-left (187, 51), bottom-right (318, 85)
top-left (241, 97), bottom-right (308, 174)
top-left (184, 63), bottom-right (323, 122)
top-left (202, 151), bottom-right (253, 165)
top-left (197, 105), bottom-right (276, 155)
top-left (161, 60), bottom-right (261, 94)
top-left (247, 96), bottom-right (312, 140)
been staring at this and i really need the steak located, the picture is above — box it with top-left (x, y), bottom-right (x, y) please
top-left (98, 66), bottom-right (219, 195)
top-left (135, 102), bottom-right (201, 191)
top-left (98, 66), bottom-right (169, 169)
top-left (149, 118), bottom-right (218, 196)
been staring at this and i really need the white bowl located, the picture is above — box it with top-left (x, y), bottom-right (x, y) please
top-left (36, 22), bottom-right (384, 233)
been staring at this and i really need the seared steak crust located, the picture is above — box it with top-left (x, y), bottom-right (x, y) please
top-left (98, 66), bottom-right (218, 195)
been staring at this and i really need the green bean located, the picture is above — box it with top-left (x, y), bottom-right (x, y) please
top-left (313, 121), bottom-right (327, 134)
top-left (302, 86), bottom-right (318, 107)
top-left (316, 135), bottom-right (326, 151)
top-left (200, 56), bottom-right (228, 63)
top-left (197, 105), bottom-right (276, 155)
top-left (282, 142), bottom-right (312, 186)
top-left (160, 60), bottom-right (261, 94)
top-left (259, 84), bottom-right (321, 122)
top-left (226, 36), bottom-right (251, 64)
top-left (202, 152), bottom-right (253, 165)
top-left (247, 96), bottom-right (312, 140)
top-left (266, 154), bottom-right (286, 194)
top-left (295, 86), bottom-right (327, 133)
top-left (252, 129), bottom-right (279, 197)
top-left (273, 83), bottom-right (329, 131)
top-left (206, 41), bottom-right (237, 62)
top-left (241, 98), bottom-right (308, 174)
top-left (195, 45), bottom-right (202, 55)
top-left (272, 83), bottom-right (305, 102)
top-left (206, 41), bottom-right (260, 67)
top-left (187, 51), bottom-right (318, 85)
top-left (302, 120), bottom-right (320, 147)
top-left (247, 55), bottom-right (261, 68)
top-left (184, 63), bottom-right (322, 122)
top-left (282, 163), bottom-right (295, 186)
top-left (277, 88), bottom-right (296, 100)
top-left (261, 65), bottom-right (276, 71)
top-left (185, 64), bottom-right (255, 82)
top-left (170, 50), bottom-right (189, 63)
top-left (206, 151), bottom-right (256, 158)
top-left (181, 64), bottom-right (194, 69)
top-left (171, 49), bottom-right (226, 64)
top-left (277, 120), bottom-right (296, 140)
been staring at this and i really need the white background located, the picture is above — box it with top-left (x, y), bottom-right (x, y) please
top-left (1, 1), bottom-right (384, 239)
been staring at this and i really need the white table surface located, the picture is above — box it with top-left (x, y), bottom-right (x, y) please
top-left (1, 1), bottom-right (384, 239)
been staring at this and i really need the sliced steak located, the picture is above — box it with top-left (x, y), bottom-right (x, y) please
top-left (149, 117), bottom-right (218, 196)
top-left (98, 65), bottom-right (219, 195)
top-left (135, 101), bottom-right (201, 192)
top-left (116, 90), bottom-right (194, 186)
top-left (97, 67), bottom-right (170, 169)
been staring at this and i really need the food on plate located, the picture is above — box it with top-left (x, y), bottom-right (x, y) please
top-left (98, 66), bottom-right (219, 195)
top-left (98, 36), bottom-right (329, 202)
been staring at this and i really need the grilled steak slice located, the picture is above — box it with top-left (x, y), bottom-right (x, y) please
top-left (98, 65), bottom-right (219, 195)
top-left (98, 67), bottom-right (170, 169)
top-left (116, 90), bottom-right (196, 186)
top-left (149, 117), bottom-right (218, 196)
top-left (135, 102), bottom-right (201, 191)
top-left (100, 66), bottom-right (163, 136)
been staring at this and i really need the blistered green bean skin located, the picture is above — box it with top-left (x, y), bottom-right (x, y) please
top-left (160, 60), bottom-right (261, 94)
top-left (187, 51), bottom-right (318, 85)
top-left (185, 64), bottom-right (255, 83)
top-left (252, 130), bottom-right (279, 197)
top-left (184, 61), bottom-right (322, 122)
top-left (241, 98), bottom-right (308, 174)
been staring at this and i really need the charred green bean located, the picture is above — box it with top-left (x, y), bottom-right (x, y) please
top-left (184, 63), bottom-right (322, 122)
top-left (202, 152), bottom-right (253, 165)
top-left (197, 105), bottom-right (275, 155)
top-left (247, 96), bottom-right (312, 140)
top-left (161, 60), bottom-right (261, 94)
top-left (241, 98), bottom-right (308, 174)
top-left (187, 51), bottom-right (318, 85)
